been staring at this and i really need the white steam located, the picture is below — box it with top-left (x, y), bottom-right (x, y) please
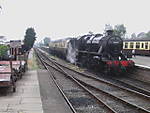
top-left (66, 42), bottom-right (76, 64)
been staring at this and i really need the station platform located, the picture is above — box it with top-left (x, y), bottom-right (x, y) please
top-left (0, 51), bottom-right (43, 113)
top-left (0, 49), bottom-right (73, 113)
top-left (131, 56), bottom-right (150, 68)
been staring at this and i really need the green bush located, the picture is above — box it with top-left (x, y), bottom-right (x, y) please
top-left (0, 45), bottom-right (9, 58)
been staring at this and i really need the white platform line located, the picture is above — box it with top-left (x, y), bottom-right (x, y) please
top-left (135, 64), bottom-right (150, 69)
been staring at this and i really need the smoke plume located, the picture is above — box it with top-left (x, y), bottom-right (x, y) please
top-left (66, 42), bottom-right (76, 64)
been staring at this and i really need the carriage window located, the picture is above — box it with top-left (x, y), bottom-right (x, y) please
top-left (130, 42), bottom-right (133, 48)
top-left (145, 42), bottom-right (148, 49)
top-left (125, 42), bottom-right (128, 48)
top-left (141, 43), bottom-right (144, 48)
top-left (136, 42), bottom-right (140, 48)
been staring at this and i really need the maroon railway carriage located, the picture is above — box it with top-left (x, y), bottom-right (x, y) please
top-left (123, 38), bottom-right (150, 56)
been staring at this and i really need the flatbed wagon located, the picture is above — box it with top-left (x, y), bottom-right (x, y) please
top-left (0, 65), bottom-right (16, 92)
top-left (0, 61), bottom-right (26, 79)
top-left (0, 60), bottom-right (26, 92)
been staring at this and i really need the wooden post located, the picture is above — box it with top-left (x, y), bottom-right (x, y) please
top-left (10, 59), bottom-right (13, 74)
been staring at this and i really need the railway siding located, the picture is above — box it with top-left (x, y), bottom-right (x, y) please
top-left (36, 48), bottom-right (150, 113)
top-left (36, 49), bottom-right (115, 113)
top-left (63, 67), bottom-right (150, 111)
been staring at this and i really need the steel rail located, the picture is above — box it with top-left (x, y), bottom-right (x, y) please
top-left (109, 77), bottom-right (150, 96)
top-left (42, 59), bottom-right (117, 113)
top-left (43, 58), bottom-right (150, 113)
top-left (35, 49), bottom-right (77, 113)
top-left (37, 49), bottom-right (150, 112)
top-left (50, 56), bottom-right (150, 98)
top-left (73, 77), bottom-right (150, 113)
top-left (127, 72), bottom-right (150, 85)
top-left (38, 48), bottom-right (150, 98)
top-left (35, 49), bottom-right (117, 113)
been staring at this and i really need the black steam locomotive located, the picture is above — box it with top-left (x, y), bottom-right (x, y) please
top-left (47, 30), bottom-right (134, 75)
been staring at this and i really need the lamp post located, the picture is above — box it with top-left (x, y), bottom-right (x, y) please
top-left (0, 6), bottom-right (2, 13)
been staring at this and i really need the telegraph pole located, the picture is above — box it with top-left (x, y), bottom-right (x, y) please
top-left (0, 6), bottom-right (2, 14)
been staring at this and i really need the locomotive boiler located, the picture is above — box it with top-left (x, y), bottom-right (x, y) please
top-left (48, 30), bottom-right (134, 75)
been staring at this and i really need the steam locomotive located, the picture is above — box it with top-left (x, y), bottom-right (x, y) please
top-left (46, 30), bottom-right (134, 75)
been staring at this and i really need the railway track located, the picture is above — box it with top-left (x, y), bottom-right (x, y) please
top-left (35, 49), bottom-right (116, 113)
top-left (129, 67), bottom-right (150, 84)
top-left (55, 51), bottom-right (150, 96)
top-left (104, 75), bottom-right (150, 96)
top-left (39, 48), bottom-right (150, 96)
top-left (96, 65), bottom-right (150, 97)
top-left (35, 48), bottom-right (150, 113)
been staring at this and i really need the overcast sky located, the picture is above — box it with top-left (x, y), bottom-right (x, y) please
top-left (0, 0), bottom-right (150, 41)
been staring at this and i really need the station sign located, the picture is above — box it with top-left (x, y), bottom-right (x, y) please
top-left (10, 40), bottom-right (21, 48)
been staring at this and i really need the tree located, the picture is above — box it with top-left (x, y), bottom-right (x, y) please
top-left (23, 28), bottom-right (36, 51)
top-left (131, 33), bottom-right (137, 39)
top-left (137, 32), bottom-right (146, 38)
top-left (0, 45), bottom-right (9, 60)
top-left (43, 37), bottom-right (51, 46)
top-left (146, 31), bottom-right (150, 39)
top-left (114, 24), bottom-right (126, 39)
